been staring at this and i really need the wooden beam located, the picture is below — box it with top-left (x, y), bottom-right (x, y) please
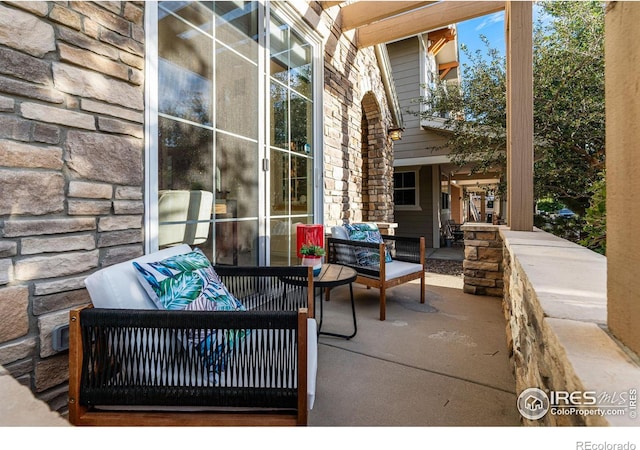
top-left (356, 1), bottom-right (505, 48)
top-left (341, 1), bottom-right (435, 31)
top-left (320, 1), bottom-right (343, 9)
top-left (438, 61), bottom-right (459, 70)
top-left (439, 61), bottom-right (459, 79)
top-left (505, 1), bottom-right (533, 230)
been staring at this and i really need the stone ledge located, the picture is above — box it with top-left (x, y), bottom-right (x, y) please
top-left (502, 228), bottom-right (606, 324)
top-left (0, 365), bottom-right (69, 426)
top-left (501, 228), bottom-right (640, 426)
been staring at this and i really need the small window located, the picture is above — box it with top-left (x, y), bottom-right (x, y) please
top-left (441, 192), bottom-right (450, 210)
top-left (394, 171), bottom-right (419, 208)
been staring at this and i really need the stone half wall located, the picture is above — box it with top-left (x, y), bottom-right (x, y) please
top-left (0, 1), bottom-right (144, 414)
top-left (318, 5), bottom-right (395, 227)
top-left (500, 228), bottom-right (639, 426)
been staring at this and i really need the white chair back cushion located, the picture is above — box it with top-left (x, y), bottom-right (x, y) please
top-left (85, 244), bottom-right (192, 309)
top-left (330, 225), bottom-right (349, 240)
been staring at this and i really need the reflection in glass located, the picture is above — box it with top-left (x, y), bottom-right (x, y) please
top-left (291, 154), bottom-right (312, 214)
top-left (270, 218), bottom-right (292, 266)
top-left (216, 133), bottom-right (258, 219)
top-left (270, 149), bottom-right (289, 217)
top-left (290, 29), bottom-right (312, 98)
top-left (215, 220), bottom-right (258, 266)
top-left (159, 117), bottom-right (213, 191)
top-left (158, 4), bottom-right (213, 125)
top-left (216, 42), bottom-right (258, 139)
top-left (270, 81), bottom-right (288, 150)
top-left (290, 92), bottom-right (312, 154)
top-left (214, 1), bottom-right (259, 61)
top-left (270, 15), bottom-right (289, 84)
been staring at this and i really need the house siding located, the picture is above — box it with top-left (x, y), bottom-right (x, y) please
top-left (394, 165), bottom-right (434, 246)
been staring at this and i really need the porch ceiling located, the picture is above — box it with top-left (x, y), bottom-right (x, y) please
top-left (321, 1), bottom-right (505, 48)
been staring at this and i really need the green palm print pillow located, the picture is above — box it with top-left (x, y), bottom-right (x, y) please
top-left (132, 248), bottom-right (244, 311)
top-left (345, 223), bottom-right (393, 266)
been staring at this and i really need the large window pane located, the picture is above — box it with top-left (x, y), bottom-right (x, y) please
top-left (290, 92), bottom-right (312, 154)
top-left (216, 134), bottom-right (258, 218)
top-left (154, 3), bottom-right (316, 266)
top-left (158, 4), bottom-right (212, 125)
top-left (159, 117), bottom-right (213, 191)
top-left (216, 43), bottom-right (258, 139)
top-left (270, 81), bottom-right (288, 150)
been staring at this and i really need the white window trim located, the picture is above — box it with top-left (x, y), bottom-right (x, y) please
top-left (394, 168), bottom-right (421, 211)
top-left (144, 3), bottom-right (159, 253)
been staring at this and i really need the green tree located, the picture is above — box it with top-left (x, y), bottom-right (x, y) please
top-left (419, 1), bottom-right (605, 215)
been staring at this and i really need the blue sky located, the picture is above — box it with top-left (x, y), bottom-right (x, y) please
top-left (456, 11), bottom-right (505, 70)
top-left (455, 5), bottom-right (549, 74)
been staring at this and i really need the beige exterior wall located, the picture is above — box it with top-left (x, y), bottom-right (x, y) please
top-left (605, 1), bottom-right (640, 355)
top-left (393, 165), bottom-right (434, 245)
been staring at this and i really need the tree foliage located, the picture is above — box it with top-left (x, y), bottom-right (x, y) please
top-left (419, 1), bottom-right (605, 215)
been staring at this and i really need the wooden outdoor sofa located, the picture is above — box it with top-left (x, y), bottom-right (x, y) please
top-left (69, 244), bottom-right (317, 426)
top-left (327, 224), bottom-right (426, 321)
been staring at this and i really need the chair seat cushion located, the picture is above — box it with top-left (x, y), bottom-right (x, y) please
top-left (362, 260), bottom-right (423, 281)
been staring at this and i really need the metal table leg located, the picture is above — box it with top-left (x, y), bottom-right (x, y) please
top-left (318, 283), bottom-right (357, 340)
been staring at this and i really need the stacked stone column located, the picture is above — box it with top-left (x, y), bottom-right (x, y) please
top-left (461, 223), bottom-right (504, 297)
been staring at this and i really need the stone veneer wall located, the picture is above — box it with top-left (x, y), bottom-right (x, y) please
top-left (462, 224), bottom-right (639, 425)
top-left (316, 4), bottom-right (395, 227)
top-left (501, 228), bottom-right (639, 426)
top-left (0, 1), bottom-right (144, 413)
top-left (461, 223), bottom-right (504, 297)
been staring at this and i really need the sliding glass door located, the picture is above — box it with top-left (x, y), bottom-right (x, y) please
top-left (150, 1), bottom-right (319, 265)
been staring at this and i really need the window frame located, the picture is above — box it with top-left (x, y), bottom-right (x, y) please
top-left (394, 168), bottom-right (421, 211)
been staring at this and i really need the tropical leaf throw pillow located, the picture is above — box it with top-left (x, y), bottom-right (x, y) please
top-left (132, 248), bottom-right (244, 311)
top-left (345, 223), bottom-right (393, 267)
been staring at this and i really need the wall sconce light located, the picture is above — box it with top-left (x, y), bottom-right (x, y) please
top-left (388, 128), bottom-right (403, 141)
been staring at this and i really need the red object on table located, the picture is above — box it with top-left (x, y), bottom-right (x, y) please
top-left (296, 224), bottom-right (324, 258)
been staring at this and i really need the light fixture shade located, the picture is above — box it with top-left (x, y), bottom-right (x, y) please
top-left (388, 128), bottom-right (403, 141)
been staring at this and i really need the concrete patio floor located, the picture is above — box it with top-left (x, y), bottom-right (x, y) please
top-left (308, 271), bottom-right (521, 427)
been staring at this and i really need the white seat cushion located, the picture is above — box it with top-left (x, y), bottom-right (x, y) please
top-left (383, 260), bottom-right (423, 281)
top-left (85, 244), bottom-right (192, 309)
